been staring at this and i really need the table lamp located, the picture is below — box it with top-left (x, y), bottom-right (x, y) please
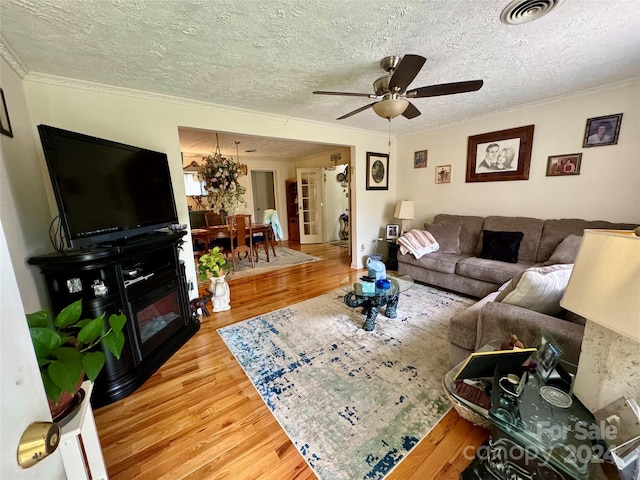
top-left (394, 200), bottom-right (414, 236)
top-left (559, 229), bottom-right (640, 412)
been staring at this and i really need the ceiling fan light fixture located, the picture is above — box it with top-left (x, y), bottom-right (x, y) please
top-left (372, 98), bottom-right (409, 120)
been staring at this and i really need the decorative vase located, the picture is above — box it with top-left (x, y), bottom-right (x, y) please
top-left (209, 275), bottom-right (231, 312)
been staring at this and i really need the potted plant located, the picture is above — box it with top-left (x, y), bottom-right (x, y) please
top-left (198, 247), bottom-right (232, 312)
top-left (26, 300), bottom-right (127, 416)
top-left (198, 246), bottom-right (232, 280)
top-left (198, 152), bottom-right (247, 215)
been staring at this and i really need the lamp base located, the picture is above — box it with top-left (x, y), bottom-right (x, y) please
top-left (573, 320), bottom-right (640, 412)
top-left (399, 219), bottom-right (411, 237)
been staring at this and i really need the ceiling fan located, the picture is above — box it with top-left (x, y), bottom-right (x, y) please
top-left (313, 54), bottom-right (483, 121)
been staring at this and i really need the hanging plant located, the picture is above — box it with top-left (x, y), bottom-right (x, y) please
top-left (198, 152), bottom-right (247, 214)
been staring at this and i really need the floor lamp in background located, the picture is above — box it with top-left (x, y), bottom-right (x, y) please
top-left (394, 201), bottom-right (414, 236)
top-left (560, 229), bottom-right (640, 413)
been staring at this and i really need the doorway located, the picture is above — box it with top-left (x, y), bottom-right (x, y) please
top-left (251, 170), bottom-right (275, 223)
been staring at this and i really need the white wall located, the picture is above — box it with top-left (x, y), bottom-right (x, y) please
top-left (396, 81), bottom-right (640, 228)
top-left (4, 75), bottom-right (391, 311)
top-left (0, 58), bottom-right (52, 312)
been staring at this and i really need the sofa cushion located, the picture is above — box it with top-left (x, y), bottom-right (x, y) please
top-left (432, 214), bottom-right (485, 255)
top-left (495, 264), bottom-right (573, 316)
top-left (456, 256), bottom-right (533, 285)
top-left (480, 216), bottom-right (544, 262)
top-left (398, 251), bottom-right (469, 274)
top-left (543, 234), bottom-right (583, 266)
top-left (479, 230), bottom-right (524, 263)
top-left (536, 219), bottom-right (639, 263)
top-left (425, 223), bottom-right (461, 254)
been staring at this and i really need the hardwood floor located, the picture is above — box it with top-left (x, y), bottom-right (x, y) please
top-left (94, 242), bottom-right (488, 479)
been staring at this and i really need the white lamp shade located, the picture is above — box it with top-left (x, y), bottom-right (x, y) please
top-left (372, 99), bottom-right (409, 119)
top-left (560, 229), bottom-right (640, 342)
top-left (394, 201), bottom-right (414, 220)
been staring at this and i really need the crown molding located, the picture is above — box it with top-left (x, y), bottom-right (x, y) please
top-left (0, 35), bottom-right (28, 77)
top-left (398, 77), bottom-right (640, 139)
top-left (21, 71), bottom-right (387, 139)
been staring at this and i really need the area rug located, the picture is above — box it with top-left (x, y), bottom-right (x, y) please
top-left (218, 284), bottom-right (475, 480)
top-left (198, 246), bottom-right (321, 282)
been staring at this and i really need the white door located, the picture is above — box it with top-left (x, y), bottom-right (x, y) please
top-left (251, 171), bottom-right (275, 223)
top-left (296, 168), bottom-right (324, 244)
top-left (0, 220), bottom-right (65, 479)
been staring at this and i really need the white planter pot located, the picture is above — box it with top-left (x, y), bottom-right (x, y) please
top-left (209, 275), bottom-right (231, 312)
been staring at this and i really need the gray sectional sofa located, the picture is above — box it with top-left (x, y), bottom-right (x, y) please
top-left (397, 214), bottom-right (638, 365)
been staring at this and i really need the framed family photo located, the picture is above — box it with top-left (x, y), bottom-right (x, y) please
top-left (582, 113), bottom-right (622, 148)
top-left (386, 224), bottom-right (399, 240)
top-left (465, 125), bottom-right (534, 183)
top-left (435, 165), bottom-right (451, 184)
top-left (546, 153), bottom-right (582, 177)
top-left (366, 152), bottom-right (389, 190)
top-left (414, 150), bottom-right (427, 168)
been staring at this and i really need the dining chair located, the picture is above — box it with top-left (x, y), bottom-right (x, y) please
top-left (227, 214), bottom-right (254, 269)
top-left (205, 211), bottom-right (226, 227)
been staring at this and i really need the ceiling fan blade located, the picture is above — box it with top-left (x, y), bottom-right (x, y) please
top-left (337, 102), bottom-right (377, 120)
top-left (402, 102), bottom-right (421, 119)
top-left (313, 90), bottom-right (375, 98)
top-left (407, 80), bottom-right (484, 98)
top-left (389, 54), bottom-right (427, 92)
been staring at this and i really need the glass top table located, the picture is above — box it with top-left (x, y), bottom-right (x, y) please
top-left (339, 271), bottom-right (413, 331)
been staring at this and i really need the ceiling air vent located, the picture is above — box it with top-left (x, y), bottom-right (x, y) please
top-left (500, 0), bottom-right (564, 25)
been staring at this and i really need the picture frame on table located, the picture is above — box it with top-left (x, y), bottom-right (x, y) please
top-left (436, 165), bottom-right (451, 184)
top-left (0, 88), bottom-right (13, 138)
top-left (465, 125), bottom-right (534, 183)
top-left (386, 224), bottom-right (399, 240)
top-left (546, 153), bottom-right (582, 177)
top-left (414, 150), bottom-right (427, 168)
top-left (366, 152), bottom-right (389, 190)
top-left (582, 113), bottom-right (622, 148)
top-left (535, 333), bottom-right (563, 381)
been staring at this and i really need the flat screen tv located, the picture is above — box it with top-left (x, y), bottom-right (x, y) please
top-left (38, 125), bottom-right (178, 249)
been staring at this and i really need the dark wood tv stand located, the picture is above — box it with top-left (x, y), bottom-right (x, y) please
top-left (28, 231), bottom-right (199, 407)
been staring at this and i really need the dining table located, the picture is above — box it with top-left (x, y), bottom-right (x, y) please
top-left (191, 223), bottom-right (272, 262)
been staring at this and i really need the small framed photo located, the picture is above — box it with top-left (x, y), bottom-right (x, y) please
top-left (0, 89), bottom-right (13, 138)
top-left (535, 333), bottom-right (563, 381)
top-left (582, 113), bottom-right (622, 147)
top-left (414, 150), bottom-right (427, 168)
top-left (436, 165), bottom-right (451, 184)
top-left (546, 153), bottom-right (582, 177)
top-left (386, 224), bottom-right (399, 240)
top-left (366, 152), bottom-right (389, 190)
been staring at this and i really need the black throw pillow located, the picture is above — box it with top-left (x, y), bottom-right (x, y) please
top-left (479, 230), bottom-right (524, 263)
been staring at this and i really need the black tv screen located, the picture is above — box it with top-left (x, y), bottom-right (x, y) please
top-left (38, 125), bottom-right (178, 248)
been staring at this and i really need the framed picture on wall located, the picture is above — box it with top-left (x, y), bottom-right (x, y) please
top-left (435, 165), bottom-right (451, 184)
top-left (582, 113), bottom-right (622, 148)
top-left (414, 150), bottom-right (427, 168)
top-left (546, 153), bottom-right (582, 177)
top-left (465, 125), bottom-right (534, 183)
top-left (366, 152), bottom-right (389, 190)
top-left (0, 89), bottom-right (13, 138)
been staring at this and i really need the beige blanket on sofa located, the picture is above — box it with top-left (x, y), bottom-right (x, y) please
top-left (397, 230), bottom-right (439, 259)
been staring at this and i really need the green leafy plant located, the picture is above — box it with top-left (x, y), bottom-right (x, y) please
top-left (198, 153), bottom-right (247, 214)
top-left (198, 247), bottom-right (232, 280)
top-left (26, 300), bottom-right (127, 402)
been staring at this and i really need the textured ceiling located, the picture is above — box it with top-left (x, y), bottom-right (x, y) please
top-left (2, 0), bottom-right (640, 157)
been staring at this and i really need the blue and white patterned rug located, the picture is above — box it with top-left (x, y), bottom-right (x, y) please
top-left (218, 283), bottom-right (474, 480)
